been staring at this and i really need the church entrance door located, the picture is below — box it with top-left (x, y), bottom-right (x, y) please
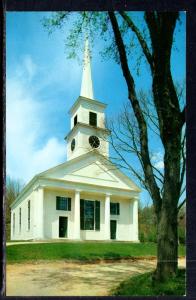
top-left (110, 220), bottom-right (117, 240)
top-left (59, 217), bottom-right (68, 238)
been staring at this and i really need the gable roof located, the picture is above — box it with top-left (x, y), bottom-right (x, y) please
top-left (11, 151), bottom-right (141, 208)
top-left (39, 150), bottom-right (141, 192)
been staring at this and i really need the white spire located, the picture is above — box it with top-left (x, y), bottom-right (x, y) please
top-left (80, 36), bottom-right (94, 100)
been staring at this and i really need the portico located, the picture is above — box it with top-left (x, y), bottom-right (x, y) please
top-left (25, 174), bottom-right (139, 241)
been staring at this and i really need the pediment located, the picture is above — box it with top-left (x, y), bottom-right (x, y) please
top-left (39, 152), bottom-right (140, 192)
top-left (70, 161), bottom-right (119, 182)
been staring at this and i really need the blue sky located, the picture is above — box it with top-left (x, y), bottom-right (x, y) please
top-left (6, 12), bottom-right (186, 206)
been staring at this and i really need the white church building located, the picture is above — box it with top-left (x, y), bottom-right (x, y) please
top-left (10, 39), bottom-right (140, 242)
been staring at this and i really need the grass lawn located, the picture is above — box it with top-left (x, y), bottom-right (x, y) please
top-left (111, 268), bottom-right (185, 296)
top-left (6, 242), bottom-right (185, 263)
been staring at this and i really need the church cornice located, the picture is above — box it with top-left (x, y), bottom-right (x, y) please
top-left (69, 96), bottom-right (107, 115)
top-left (64, 122), bottom-right (111, 141)
top-left (36, 177), bottom-right (139, 199)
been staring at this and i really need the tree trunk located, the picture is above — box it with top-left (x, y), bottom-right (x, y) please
top-left (155, 203), bottom-right (178, 281)
top-left (108, 11), bottom-right (183, 282)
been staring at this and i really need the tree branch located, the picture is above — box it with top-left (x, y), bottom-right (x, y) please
top-left (180, 105), bottom-right (186, 127)
top-left (179, 132), bottom-right (186, 191)
top-left (177, 198), bottom-right (186, 212)
top-left (119, 11), bottom-right (154, 70)
top-left (110, 135), bottom-right (147, 188)
top-left (108, 11), bottom-right (162, 211)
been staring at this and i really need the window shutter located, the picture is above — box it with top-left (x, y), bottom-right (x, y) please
top-left (95, 201), bottom-right (100, 230)
top-left (56, 196), bottom-right (59, 210)
top-left (117, 203), bottom-right (120, 215)
top-left (80, 199), bottom-right (85, 230)
top-left (68, 198), bottom-right (71, 211)
top-left (74, 115), bottom-right (78, 126)
top-left (89, 112), bottom-right (97, 126)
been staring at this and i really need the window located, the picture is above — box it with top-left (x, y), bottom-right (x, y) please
top-left (19, 207), bottom-right (21, 232)
top-left (74, 115), bottom-right (78, 126)
top-left (89, 112), bottom-right (97, 126)
top-left (28, 200), bottom-right (30, 230)
top-left (80, 199), bottom-right (100, 230)
top-left (71, 138), bottom-right (75, 151)
top-left (13, 213), bottom-right (15, 235)
top-left (110, 202), bottom-right (120, 215)
top-left (95, 201), bottom-right (100, 230)
top-left (56, 196), bottom-right (71, 211)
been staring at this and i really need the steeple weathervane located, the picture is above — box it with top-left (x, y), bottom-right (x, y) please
top-left (80, 36), bottom-right (94, 100)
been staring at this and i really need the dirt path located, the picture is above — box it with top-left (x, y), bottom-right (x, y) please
top-left (6, 258), bottom-right (185, 296)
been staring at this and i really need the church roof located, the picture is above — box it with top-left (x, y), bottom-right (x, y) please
top-left (11, 151), bottom-right (141, 208)
top-left (38, 151), bottom-right (140, 189)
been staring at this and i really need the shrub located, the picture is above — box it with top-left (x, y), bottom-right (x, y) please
top-left (147, 230), bottom-right (157, 243)
top-left (139, 232), bottom-right (145, 243)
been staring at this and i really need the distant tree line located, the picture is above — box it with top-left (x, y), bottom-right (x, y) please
top-left (5, 176), bottom-right (24, 240)
top-left (139, 203), bottom-right (185, 244)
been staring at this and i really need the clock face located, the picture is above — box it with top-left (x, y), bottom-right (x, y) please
top-left (89, 135), bottom-right (100, 148)
top-left (71, 138), bottom-right (75, 151)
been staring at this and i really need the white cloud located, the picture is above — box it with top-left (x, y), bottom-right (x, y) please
top-left (34, 55), bottom-right (81, 98)
top-left (13, 55), bottom-right (38, 83)
top-left (151, 151), bottom-right (162, 162)
top-left (154, 161), bottom-right (164, 170)
top-left (6, 55), bottom-right (66, 183)
top-left (23, 55), bottom-right (37, 80)
top-left (31, 138), bottom-right (65, 176)
top-left (151, 151), bottom-right (164, 170)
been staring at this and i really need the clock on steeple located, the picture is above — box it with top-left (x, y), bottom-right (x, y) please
top-left (65, 37), bottom-right (110, 161)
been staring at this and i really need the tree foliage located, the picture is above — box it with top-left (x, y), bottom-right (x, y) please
top-left (139, 203), bottom-right (185, 244)
top-left (6, 176), bottom-right (24, 240)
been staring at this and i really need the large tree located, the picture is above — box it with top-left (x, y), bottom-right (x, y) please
top-left (43, 11), bottom-right (185, 281)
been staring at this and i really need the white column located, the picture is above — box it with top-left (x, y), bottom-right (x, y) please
top-left (133, 196), bottom-right (139, 241)
top-left (105, 193), bottom-right (111, 240)
top-left (34, 187), bottom-right (44, 239)
top-left (74, 190), bottom-right (81, 240)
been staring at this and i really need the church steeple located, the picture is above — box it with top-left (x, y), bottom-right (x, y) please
top-left (80, 37), bottom-right (94, 100)
top-left (66, 35), bottom-right (110, 161)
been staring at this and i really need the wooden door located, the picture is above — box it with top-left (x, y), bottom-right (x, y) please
top-left (110, 220), bottom-right (117, 240)
top-left (59, 217), bottom-right (68, 238)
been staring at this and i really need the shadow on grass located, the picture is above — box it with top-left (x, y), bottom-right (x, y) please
top-left (111, 268), bottom-right (185, 296)
top-left (60, 252), bottom-right (134, 263)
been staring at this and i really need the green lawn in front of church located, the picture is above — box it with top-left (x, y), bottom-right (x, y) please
top-left (6, 242), bottom-right (185, 263)
top-left (111, 268), bottom-right (185, 296)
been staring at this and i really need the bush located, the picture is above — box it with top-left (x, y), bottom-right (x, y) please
top-left (139, 232), bottom-right (145, 243)
top-left (147, 231), bottom-right (157, 243)
top-left (139, 225), bottom-right (157, 243)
